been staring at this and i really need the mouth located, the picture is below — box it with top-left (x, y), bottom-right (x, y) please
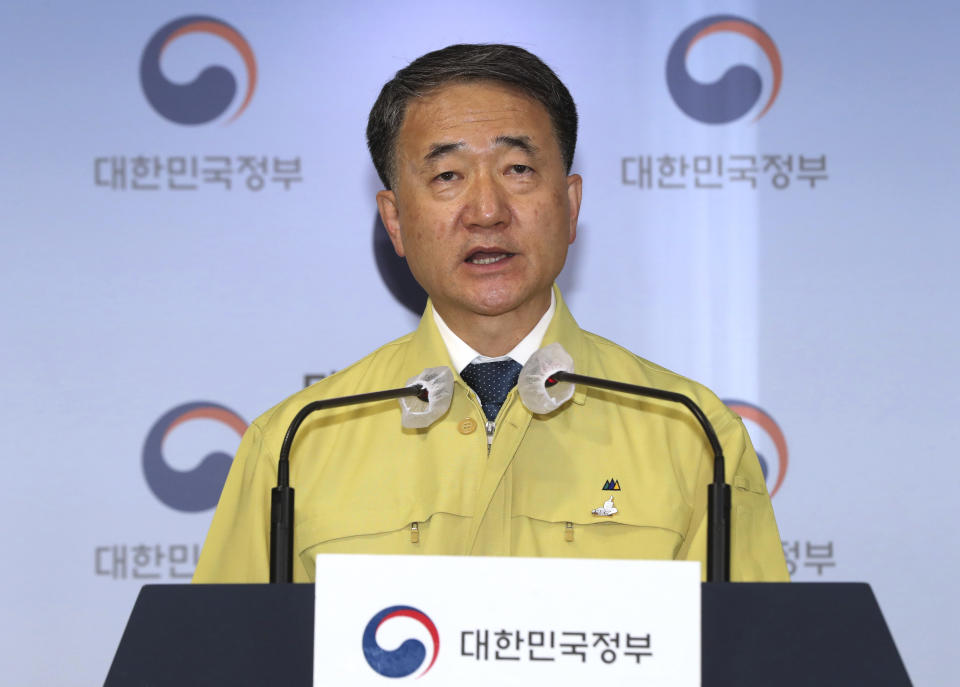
top-left (465, 250), bottom-right (515, 266)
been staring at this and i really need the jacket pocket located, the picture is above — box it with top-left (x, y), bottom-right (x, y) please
top-left (510, 485), bottom-right (689, 561)
top-left (510, 513), bottom-right (687, 560)
top-left (296, 509), bottom-right (471, 579)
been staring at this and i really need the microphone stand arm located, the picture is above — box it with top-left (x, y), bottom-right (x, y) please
top-left (270, 384), bottom-right (427, 583)
top-left (548, 371), bottom-right (730, 583)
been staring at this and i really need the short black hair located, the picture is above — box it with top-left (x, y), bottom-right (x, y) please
top-left (366, 43), bottom-right (578, 190)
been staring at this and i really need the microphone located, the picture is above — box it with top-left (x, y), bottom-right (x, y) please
top-left (270, 366), bottom-right (454, 583)
top-left (518, 344), bottom-right (732, 583)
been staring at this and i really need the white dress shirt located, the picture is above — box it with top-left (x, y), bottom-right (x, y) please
top-left (432, 290), bottom-right (556, 373)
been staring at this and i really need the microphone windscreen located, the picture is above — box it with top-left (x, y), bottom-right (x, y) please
top-left (518, 343), bottom-right (575, 414)
top-left (400, 366), bottom-right (454, 428)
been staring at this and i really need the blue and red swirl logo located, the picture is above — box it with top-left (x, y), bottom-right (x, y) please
top-left (362, 605), bottom-right (439, 678)
top-left (666, 15), bottom-right (782, 124)
top-left (142, 401), bottom-right (247, 512)
top-left (140, 16), bottom-right (257, 125)
top-left (724, 400), bottom-right (789, 497)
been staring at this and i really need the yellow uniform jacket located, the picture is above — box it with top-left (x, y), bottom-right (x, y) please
top-left (194, 290), bottom-right (789, 582)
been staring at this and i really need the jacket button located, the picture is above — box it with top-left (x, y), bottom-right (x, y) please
top-left (458, 418), bottom-right (478, 435)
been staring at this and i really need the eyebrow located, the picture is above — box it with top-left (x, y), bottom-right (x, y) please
top-left (494, 135), bottom-right (539, 156)
top-left (424, 141), bottom-right (465, 162)
top-left (422, 135), bottom-right (540, 164)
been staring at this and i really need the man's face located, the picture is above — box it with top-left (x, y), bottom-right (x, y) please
top-left (377, 81), bottom-right (581, 331)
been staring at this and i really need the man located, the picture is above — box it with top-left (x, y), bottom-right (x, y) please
top-left (194, 44), bottom-right (788, 583)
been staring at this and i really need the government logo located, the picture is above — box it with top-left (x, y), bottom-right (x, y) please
top-left (666, 15), bottom-right (782, 124)
top-left (140, 15), bottom-right (257, 125)
top-left (142, 401), bottom-right (246, 512)
top-left (362, 605), bottom-right (440, 678)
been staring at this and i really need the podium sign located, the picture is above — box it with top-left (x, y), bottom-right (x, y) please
top-left (313, 555), bottom-right (700, 686)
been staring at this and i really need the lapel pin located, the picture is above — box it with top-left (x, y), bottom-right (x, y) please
top-left (591, 496), bottom-right (618, 517)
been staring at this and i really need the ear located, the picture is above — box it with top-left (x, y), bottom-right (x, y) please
top-left (376, 189), bottom-right (405, 257)
top-left (565, 174), bottom-right (582, 244)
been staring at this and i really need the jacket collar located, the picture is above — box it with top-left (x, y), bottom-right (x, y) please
top-left (398, 299), bottom-right (456, 384)
top-left (402, 285), bottom-right (589, 405)
top-left (540, 286), bottom-right (588, 406)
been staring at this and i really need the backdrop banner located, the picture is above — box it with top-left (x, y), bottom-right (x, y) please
top-left (1, 2), bottom-right (956, 685)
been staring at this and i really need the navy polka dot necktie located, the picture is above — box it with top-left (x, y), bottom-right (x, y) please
top-left (460, 359), bottom-right (523, 421)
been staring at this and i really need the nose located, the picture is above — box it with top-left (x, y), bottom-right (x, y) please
top-left (461, 171), bottom-right (510, 229)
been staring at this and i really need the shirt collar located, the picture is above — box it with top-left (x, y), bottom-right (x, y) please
top-left (432, 290), bottom-right (557, 373)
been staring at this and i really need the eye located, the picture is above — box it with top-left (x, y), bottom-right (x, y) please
top-left (508, 164), bottom-right (533, 175)
top-left (434, 171), bottom-right (457, 182)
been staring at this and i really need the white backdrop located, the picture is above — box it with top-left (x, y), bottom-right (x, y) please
top-left (2, 1), bottom-right (958, 684)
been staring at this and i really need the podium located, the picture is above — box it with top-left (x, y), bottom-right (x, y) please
top-left (105, 583), bottom-right (911, 686)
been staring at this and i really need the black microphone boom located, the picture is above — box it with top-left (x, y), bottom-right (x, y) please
top-left (546, 371), bottom-right (731, 583)
top-left (270, 384), bottom-right (428, 583)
